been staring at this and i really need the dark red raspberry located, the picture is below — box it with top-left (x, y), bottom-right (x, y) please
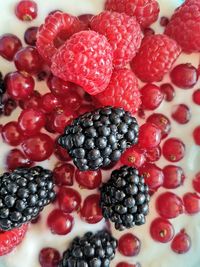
top-left (105, 0), bottom-right (160, 28)
top-left (165, 0), bottom-right (200, 53)
top-left (90, 11), bottom-right (142, 68)
top-left (51, 31), bottom-right (113, 95)
top-left (95, 69), bottom-right (141, 114)
top-left (131, 34), bottom-right (181, 82)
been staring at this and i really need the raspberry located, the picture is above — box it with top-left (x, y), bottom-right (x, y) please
top-left (51, 31), bottom-right (113, 95)
top-left (95, 69), bottom-right (141, 114)
top-left (131, 34), bottom-right (181, 82)
top-left (165, 0), bottom-right (200, 53)
top-left (36, 11), bottom-right (83, 64)
top-left (105, 0), bottom-right (160, 28)
top-left (0, 224), bottom-right (28, 256)
top-left (90, 11), bottom-right (142, 68)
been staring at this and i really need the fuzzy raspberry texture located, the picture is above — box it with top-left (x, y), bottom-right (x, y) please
top-left (131, 34), bottom-right (181, 82)
top-left (90, 11), bottom-right (143, 68)
top-left (105, 0), bottom-right (160, 28)
top-left (36, 11), bottom-right (83, 64)
top-left (0, 224), bottom-right (28, 256)
top-left (51, 31), bottom-right (113, 95)
top-left (165, 0), bottom-right (200, 53)
top-left (95, 69), bottom-right (141, 114)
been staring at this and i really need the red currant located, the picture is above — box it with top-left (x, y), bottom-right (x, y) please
top-left (170, 63), bottom-right (198, 89)
top-left (150, 217), bottom-right (175, 243)
top-left (141, 84), bottom-right (163, 110)
top-left (147, 113), bottom-right (171, 139)
top-left (118, 233), bottom-right (141, 257)
top-left (15, 0), bottom-right (38, 21)
top-left (163, 165), bottom-right (185, 189)
top-left (75, 170), bottom-right (102, 189)
top-left (39, 247), bottom-right (60, 267)
top-left (193, 126), bottom-right (200, 145)
top-left (60, 91), bottom-right (82, 111)
top-left (19, 90), bottom-right (41, 110)
top-left (78, 14), bottom-right (93, 29)
top-left (0, 34), bottom-right (22, 61)
top-left (143, 28), bottom-right (155, 37)
top-left (156, 192), bottom-right (184, 219)
top-left (47, 209), bottom-right (74, 235)
top-left (172, 104), bottom-right (191, 124)
top-left (24, 27), bottom-right (38, 46)
top-left (193, 89), bottom-right (200, 105)
top-left (54, 142), bottom-right (71, 162)
top-left (145, 146), bottom-right (161, 162)
top-left (47, 74), bottom-right (74, 97)
top-left (183, 193), bottom-right (200, 214)
top-left (160, 16), bottom-right (169, 27)
top-left (160, 83), bottom-right (175, 102)
top-left (53, 163), bottom-right (74, 186)
top-left (22, 133), bottom-right (54, 161)
top-left (6, 149), bottom-right (32, 170)
top-left (139, 123), bottom-right (162, 149)
top-left (3, 99), bottom-right (17, 116)
top-left (193, 172), bottom-right (200, 193)
top-left (2, 121), bottom-right (24, 146)
top-left (80, 194), bottom-right (103, 224)
top-left (120, 146), bottom-right (146, 168)
top-left (116, 262), bottom-right (141, 267)
top-left (162, 138), bottom-right (185, 162)
top-left (39, 93), bottom-right (60, 113)
top-left (58, 188), bottom-right (81, 213)
top-left (6, 71), bottom-right (35, 100)
top-left (171, 230), bottom-right (191, 254)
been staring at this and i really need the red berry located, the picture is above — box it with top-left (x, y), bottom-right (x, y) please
top-left (170, 64), bottom-right (198, 89)
top-left (6, 71), bottom-right (35, 100)
top-left (18, 108), bottom-right (45, 135)
top-left (163, 165), bottom-right (185, 189)
top-left (140, 84), bottom-right (164, 110)
top-left (145, 146), bottom-right (161, 162)
top-left (193, 89), bottom-right (200, 105)
top-left (19, 90), bottom-right (41, 110)
top-left (171, 104), bottom-right (191, 124)
top-left (150, 217), bottom-right (175, 243)
top-left (78, 14), bottom-right (93, 29)
top-left (160, 83), bottom-right (175, 102)
top-left (171, 230), bottom-right (191, 254)
top-left (54, 142), bottom-right (71, 162)
top-left (118, 233), bottom-right (141, 257)
top-left (105, 0), bottom-right (160, 28)
top-left (120, 146), bottom-right (146, 168)
top-left (39, 93), bottom-right (60, 113)
top-left (193, 126), bottom-right (200, 145)
top-left (61, 91), bottom-right (82, 111)
top-left (131, 34), bottom-right (181, 82)
top-left (90, 11), bottom-right (142, 68)
top-left (80, 194), bottom-right (103, 224)
top-left (160, 16), bottom-right (169, 27)
top-left (139, 123), bottom-right (162, 149)
top-left (0, 34), bottom-right (22, 61)
top-left (47, 75), bottom-right (73, 97)
top-left (53, 163), bottom-right (74, 186)
top-left (193, 172), bottom-right (200, 193)
top-left (139, 163), bottom-right (164, 192)
top-left (3, 99), bottom-right (17, 116)
top-left (143, 27), bottom-right (155, 37)
top-left (6, 149), bottom-right (33, 170)
top-left (95, 69), bottom-right (141, 114)
top-left (147, 113), bottom-right (171, 139)
top-left (58, 187), bottom-right (81, 213)
top-left (15, 0), bottom-right (37, 21)
top-left (0, 224), bottom-right (28, 256)
top-left (39, 247), bottom-right (61, 267)
top-left (47, 209), bottom-right (74, 235)
top-left (2, 121), bottom-right (24, 146)
top-left (156, 192), bottom-right (184, 219)
top-left (77, 104), bottom-right (95, 116)
top-left (162, 138), bottom-right (185, 162)
top-left (183, 193), bottom-right (200, 214)
top-left (165, 0), bottom-right (200, 52)
top-left (75, 170), bottom-right (102, 189)
top-left (14, 46), bottom-right (43, 75)
top-left (51, 31), bottom-right (113, 95)
top-left (116, 262), bottom-right (141, 267)
top-left (22, 133), bottom-right (54, 161)
top-left (24, 26), bottom-right (38, 46)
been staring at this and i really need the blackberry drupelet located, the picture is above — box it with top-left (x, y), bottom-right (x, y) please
top-left (59, 230), bottom-right (117, 267)
top-left (58, 107), bottom-right (139, 171)
top-left (0, 72), bottom-right (6, 114)
top-left (0, 166), bottom-right (55, 231)
top-left (100, 166), bottom-right (150, 231)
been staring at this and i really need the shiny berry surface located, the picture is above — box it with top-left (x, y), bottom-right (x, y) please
top-left (160, 83), bottom-right (175, 102)
top-left (183, 193), bottom-right (200, 214)
top-left (193, 126), bottom-right (200, 145)
top-left (162, 138), bottom-right (185, 162)
top-left (53, 163), bottom-right (74, 186)
top-left (139, 123), bottom-right (162, 149)
top-left (58, 187), bottom-right (81, 213)
top-left (19, 90), bottom-right (41, 110)
top-left (39, 93), bottom-right (60, 113)
top-left (193, 172), bottom-right (200, 193)
top-left (120, 146), bottom-right (146, 168)
top-left (78, 14), bottom-right (93, 29)
top-left (163, 165), bottom-right (185, 189)
top-left (171, 230), bottom-right (191, 254)
top-left (47, 209), bottom-right (74, 235)
top-left (2, 121), bottom-right (23, 146)
top-left (147, 113), bottom-right (171, 139)
top-left (61, 91), bottom-right (82, 111)
top-left (15, 0), bottom-right (38, 21)
top-left (47, 75), bottom-right (73, 97)
top-left (39, 247), bottom-right (61, 267)
top-left (75, 169), bottom-right (102, 189)
top-left (172, 104), bottom-right (191, 124)
top-left (6, 149), bottom-right (32, 170)
top-left (156, 192), bottom-right (184, 219)
top-left (24, 27), bottom-right (38, 46)
top-left (3, 99), bottom-right (17, 117)
top-left (145, 146), bottom-right (161, 162)
top-left (150, 217), bottom-right (175, 243)
top-left (118, 233), bottom-right (141, 257)
top-left (54, 142), bottom-right (71, 162)
top-left (193, 89), bottom-right (200, 105)
top-left (0, 34), bottom-right (22, 61)
top-left (141, 84), bottom-right (164, 110)
top-left (160, 16), bottom-right (169, 27)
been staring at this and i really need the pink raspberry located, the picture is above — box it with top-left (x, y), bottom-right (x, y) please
top-left (165, 0), bottom-right (200, 53)
top-left (95, 69), bottom-right (141, 114)
top-left (105, 0), bottom-right (160, 28)
top-left (90, 11), bottom-right (143, 68)
top-left (51, 31), bottom-right (113, 95)
top-left (131, 34), bottom-right (181, 82)
top-left (36, 11), bottom-right (83, 64)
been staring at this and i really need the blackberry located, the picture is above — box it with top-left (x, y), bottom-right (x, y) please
top-left (58, 107), bottom-right (139, 171)
top-left (0, 166), bottom-right (55, 231)
top-left (59, 230), bottom-right (117, 267)
top-left (100, 166), bottom-right (150, 231)
top-left (0, 72), bottom-right (6, 114)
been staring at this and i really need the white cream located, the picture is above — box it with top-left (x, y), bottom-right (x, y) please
top-left (0, 0), bottom-right (200, 267)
